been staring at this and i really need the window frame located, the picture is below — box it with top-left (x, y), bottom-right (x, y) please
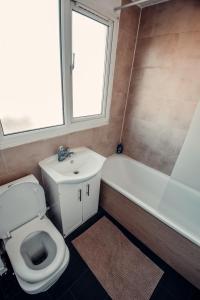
top-left (70, 4), bottom-right (113, 123)
top-left (0, 0), bottom-right (119, 150)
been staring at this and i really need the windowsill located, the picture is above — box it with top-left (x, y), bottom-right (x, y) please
top-left (0, 117), bottom-right (109, 150)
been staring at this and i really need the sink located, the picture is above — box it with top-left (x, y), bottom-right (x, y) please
top-left (39, 147), bottom-right (106, 236)
top-left (39, 147), bottom-right (106, 183)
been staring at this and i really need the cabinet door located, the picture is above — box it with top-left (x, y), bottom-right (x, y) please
top-left (59, 183), bottom-right (83, 236)
top-left (82, 173), bottom-right (101, 222)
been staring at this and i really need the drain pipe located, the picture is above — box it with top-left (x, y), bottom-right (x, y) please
top-left (119, 8), bottom-right (142, 146)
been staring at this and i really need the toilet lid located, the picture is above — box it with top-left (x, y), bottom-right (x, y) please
top-left (0, 182), bottom-right (46, 238)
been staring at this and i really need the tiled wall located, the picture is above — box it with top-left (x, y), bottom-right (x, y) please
top-left (122, 0), bottom-right (200, 175)
top-left (0, 3), bottom-right (140, 185)
top-left (3, 0), bottom-right (198, 183)
top-left (100, 182), bottom-right (200, 289)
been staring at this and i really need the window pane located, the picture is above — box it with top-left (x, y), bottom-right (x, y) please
top-left (0, 0), bottom-right (63, 135)
top-left (72, 11), bottom-right (108, 118)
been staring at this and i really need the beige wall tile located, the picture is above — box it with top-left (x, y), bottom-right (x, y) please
top-left (140, 0), bottom-right (200, 38)
top-left (0, 151), bottom-right (8, 178)
top-left (122, 0), bottom-right (200, 175)
top-left (0, 4), bottom-right (140, 185)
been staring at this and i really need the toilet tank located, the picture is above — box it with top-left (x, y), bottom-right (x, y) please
top-left (0, 175), bottom-right (46, 239)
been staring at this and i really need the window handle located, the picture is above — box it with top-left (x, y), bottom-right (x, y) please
top-left (71, 53), bottom-right (75, 71)
top-left (0, 119), bottom-right (3, 137)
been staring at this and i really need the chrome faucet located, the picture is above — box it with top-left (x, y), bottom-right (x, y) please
top-left (57, 146), bottom-right (74, 162)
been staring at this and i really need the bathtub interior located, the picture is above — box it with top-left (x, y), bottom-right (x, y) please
top-left (102, 155), bottom-right (169, 208)
top-left (159, 178), bottom-right (200, 239)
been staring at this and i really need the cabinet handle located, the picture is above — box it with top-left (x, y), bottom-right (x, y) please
top-left (79, 189), bottom-right (82, 202)
top-left (87, 184), bottom-right (90, 196)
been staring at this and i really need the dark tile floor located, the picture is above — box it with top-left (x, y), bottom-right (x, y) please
top-left (0, 208), bottom-right (200, 300)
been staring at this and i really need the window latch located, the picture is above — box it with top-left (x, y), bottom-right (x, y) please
top-left (71, 53), bottom-right (75, 71)
top-left (0, 119), bottom-right (4, 139)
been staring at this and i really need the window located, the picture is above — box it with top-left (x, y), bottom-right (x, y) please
top-left (72, 9), bottom-right (111, 119)
top-left (0, 0), bottom-right (118, 149)
top-left (0, 0), bottom-right (64, 135)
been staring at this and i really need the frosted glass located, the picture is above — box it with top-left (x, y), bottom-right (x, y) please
top-left (0, 0), bottom-right (63, 135)
top-left (72, 11), bottom-right (108, 118)
top-left (170, 102), bottom-right (200, 192)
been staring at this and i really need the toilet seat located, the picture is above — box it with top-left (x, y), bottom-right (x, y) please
top-left (5, 216), bottom-right (68, 283)
top-left (0, 176), bottom-right (70, 294)
top-left (0, 182), bottom-right (46, 239)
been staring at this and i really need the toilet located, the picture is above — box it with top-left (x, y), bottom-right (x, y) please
top-left (0, 175), bottom-right (70, 294)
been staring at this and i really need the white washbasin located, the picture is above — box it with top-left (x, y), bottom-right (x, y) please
top-left (39, 147), bottom-right (106, 183)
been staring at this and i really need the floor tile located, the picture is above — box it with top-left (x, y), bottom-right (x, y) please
top-left (12, 290), bottom-right (51, 300)
top-left (71, 270), bottom-right (111, 300)
top-left (0, 209), bottom-right (199, 300)
top-left (191, 289), bottom-right (200, 300)
top-left (150, 285), bottom-right (176, 300)
top-left (0, 286), bottom-right (5, 300)
top-left (48, 245), bottom-right (88, 299)
top-left (56, 290), bottom-right (75, 300)
top-left (0, 272), bottom-right (22, 299)
top-left (160, 272), bottom-right (196, 300)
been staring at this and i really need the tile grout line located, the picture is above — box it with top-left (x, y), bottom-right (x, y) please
top-left (139, 29), bottom-right (200, 40)
top-left (66, 268), bottom-right (89, 293)
top-left (69, 289), bottom-right (77, 300)
top-left (49, 268), bottom-right (88, 300)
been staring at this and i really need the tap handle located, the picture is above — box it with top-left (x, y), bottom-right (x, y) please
top-left (58, 145), bottom-right (69, 153)
top-left (58, 145), bottom-right (64, 152)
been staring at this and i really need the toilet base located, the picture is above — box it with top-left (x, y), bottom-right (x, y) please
top-left (15, 247), bottom-right (70, 294)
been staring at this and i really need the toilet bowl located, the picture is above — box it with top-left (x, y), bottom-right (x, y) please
top-left (0, 175), bottom-right (70, 294)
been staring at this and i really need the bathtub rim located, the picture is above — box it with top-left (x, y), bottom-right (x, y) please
top-left (103, 153), bottom-right (169, 179)
top-left (102, 154), bottom-right (200, 248)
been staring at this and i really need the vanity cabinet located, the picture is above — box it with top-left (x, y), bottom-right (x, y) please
top-left (39, 147), bottom-right (105, 237)
top-left (43, 172), bottom-right (101, 237)
top-left (82, 174), bottom-right (101, 222)
top-left (59, 182), bottom-right (83, 236)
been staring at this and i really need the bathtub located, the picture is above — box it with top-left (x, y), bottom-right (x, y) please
top-left (102, 154), bottom-right (200, 247)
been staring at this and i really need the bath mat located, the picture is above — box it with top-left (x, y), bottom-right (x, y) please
top-left (72, 217), bottom-right (163, 300)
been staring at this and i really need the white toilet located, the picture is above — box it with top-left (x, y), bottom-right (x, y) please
top-left (0, 175), bottom-right (70, 294)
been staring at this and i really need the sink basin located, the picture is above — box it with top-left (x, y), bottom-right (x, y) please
top-left (39, 147), bottom-right (106, 183)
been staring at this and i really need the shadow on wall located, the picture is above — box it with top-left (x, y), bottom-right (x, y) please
top-left (122, 0), bottom-right (200, 175)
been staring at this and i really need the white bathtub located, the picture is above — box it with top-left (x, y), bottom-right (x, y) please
top-left (102, 154), bottom-right (200, 247)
